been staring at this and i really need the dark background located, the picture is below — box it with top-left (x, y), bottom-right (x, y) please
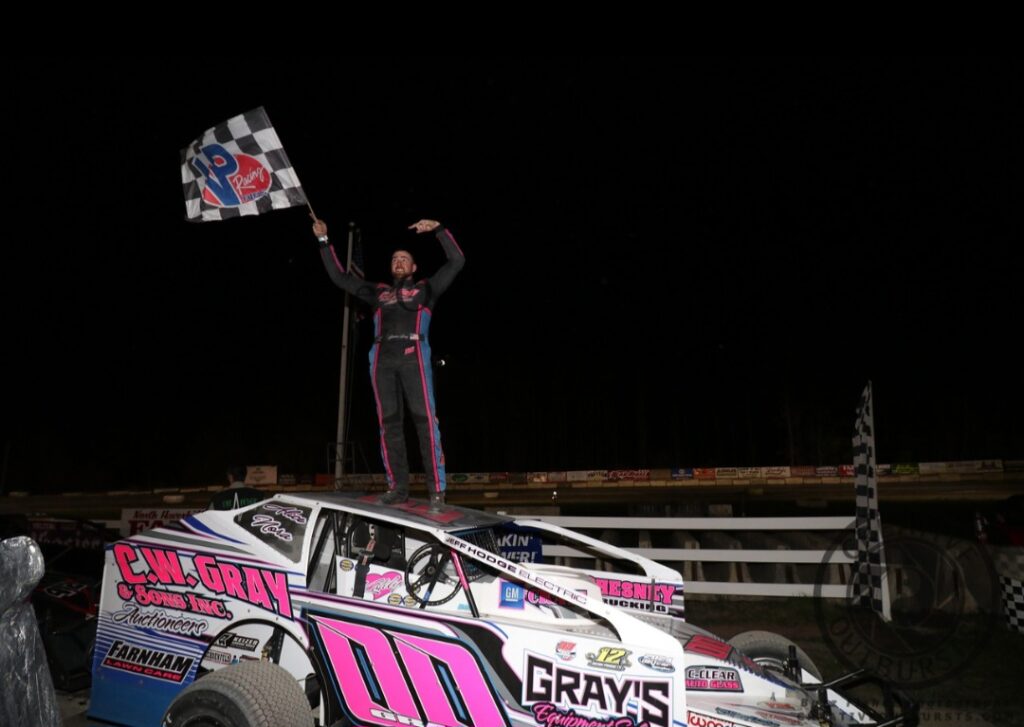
top-left (3, 57), bottom-right (1020, 492)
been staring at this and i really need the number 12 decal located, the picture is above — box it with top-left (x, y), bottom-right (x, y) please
top-left (311, 615), bottom-right (510, 727)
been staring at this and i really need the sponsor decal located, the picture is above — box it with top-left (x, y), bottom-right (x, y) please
top-left (115, 581), bottom-right (232, 619)
top-left (443, 535), bottom-right (588, 606)
top-left (688, 712), bottom-right (740, 727)
top-left (31, 518), bottom-right (108, 549)
top-left (366, 571), bottom-right (403, 600)
top-left (524, 654), bottom-right (670, 727)
top-left (838, 464), bottom-right (855, 477)
top-left (497, 528), bottom-right (544, 563)
top-left (638, 654), bottom-right (675, 673)
top-left (339, 559), bottom-right (354, 572)
top-left (694, 468), bottom-right (717, 480)
top-left (593, 578), bottom-right (676, 614)
top-left (753, 701), bottom-right (804, 726)
top-left (261, 503), bottom-right (307, 524)
top-left (716, 707), bottom-right (779, 727)
top-left (606, 469), bottom-right (651, 481)
top-left (385, 593), bottom-right (420, 608)
top-left (204, 649), bottom-right (235, 665)
top-left (102, 639), bottom-right (194, 683)
top-left (531, 702), bottom-right (640, 727)
top-left (528, 588), bottom-right (571, 607)
top-left (760, 466), bottom-right (791, 478)
top-left (815, 466), bottom-right (839, 477)
top-left (241, 503), bottom-right (311, 558)
top-left (671, 468), bottom-right (694, 480)
top-left (500, 580), bottom-right (525, 608)
top-left (758, 700), bottom-right (800, 711)
top-left (311, 614), bottom-right (510, 727)
top-left (684, 666), bottom-right (742, 691)
top-left (892, 463), bottom-right (919, 475)
top-left (249, 513), bottom-right (294, 541)
top-left (111, 604), bottom-right (209, 638)
top-left (212, 633), bottom-right (259, 652)
top-left (586, 646), bottom-right (632, 671)
top-left (556, 641), bottom-right (577, 661)
top-left (113, 543), bottom-right (293, 619)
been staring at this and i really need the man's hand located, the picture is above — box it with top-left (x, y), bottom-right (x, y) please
top-left (312, 217), bottom-right (328, 238)
top-left (408, 219), bottom-right (441, 234)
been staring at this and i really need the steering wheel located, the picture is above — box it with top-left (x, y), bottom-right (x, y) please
top-left (404, 543), bottom-right (463, 607)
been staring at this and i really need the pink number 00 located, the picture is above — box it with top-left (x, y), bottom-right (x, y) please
top-left (313, 616), bottom-right (508, 727)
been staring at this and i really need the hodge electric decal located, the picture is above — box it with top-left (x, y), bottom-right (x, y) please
top-left (102, 639), bottom-right (195, 682)
top-left (523, 653), bottom-right (671, 727)
top-left (592, 578), bottom-right (677, 614)
top-left (443, 534), bottom-right (588, 606)
top-left (113, 543), bottom-right (293, 618)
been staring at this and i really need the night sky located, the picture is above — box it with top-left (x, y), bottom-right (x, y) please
top-left (3, 57), bottom-right (1021, 492)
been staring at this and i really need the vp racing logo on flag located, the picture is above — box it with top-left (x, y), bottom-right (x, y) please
top-left (190, 143), bottom-right (272, 207)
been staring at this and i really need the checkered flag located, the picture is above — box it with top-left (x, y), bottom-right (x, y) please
top-left (1001, 576), bottom-right (1024, 633)
top-left (852, 381), bottom-right (892, 620)
top-left (181, 107), bottom-right (307, 222)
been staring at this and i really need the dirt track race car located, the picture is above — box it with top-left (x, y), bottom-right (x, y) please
top-left (90, 492), bottom-right (917, 727)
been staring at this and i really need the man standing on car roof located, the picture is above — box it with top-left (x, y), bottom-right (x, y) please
top-left (312, 217), bottom-right (464, 511)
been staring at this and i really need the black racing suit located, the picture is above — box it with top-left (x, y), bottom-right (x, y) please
top-left (320, 227), bottom-right (464, 494)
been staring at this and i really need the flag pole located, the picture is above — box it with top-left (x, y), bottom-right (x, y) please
top-left (334, 222), bottom-right (356, 486)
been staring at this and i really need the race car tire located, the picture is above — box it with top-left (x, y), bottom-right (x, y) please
top-left (162, 661), bottom-right (312, 727)
top-left (727, 630), bottom-right (822, 681)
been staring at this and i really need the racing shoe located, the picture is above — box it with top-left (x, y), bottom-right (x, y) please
top-left (379, 489), bottom-right (408, 505)
top-left (429, 491), bottom-right (445, 512)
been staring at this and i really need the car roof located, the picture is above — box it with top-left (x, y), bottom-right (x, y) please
top-left (272, 491), bottom-right (513, 532)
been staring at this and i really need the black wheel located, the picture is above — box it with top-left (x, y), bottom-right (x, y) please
top-left (404, 543), bottom-right (462, 607)
top-left (727, 630), bottom-right (822, 681)
top-left (162, 661), bottom-right (312, 727)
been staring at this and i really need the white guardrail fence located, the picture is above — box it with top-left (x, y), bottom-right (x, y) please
top-left (527, 516), bottom-right (858, 599)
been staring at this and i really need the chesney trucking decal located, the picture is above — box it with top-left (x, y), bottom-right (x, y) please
top-left (592, 576), bottom-right (682, 616)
